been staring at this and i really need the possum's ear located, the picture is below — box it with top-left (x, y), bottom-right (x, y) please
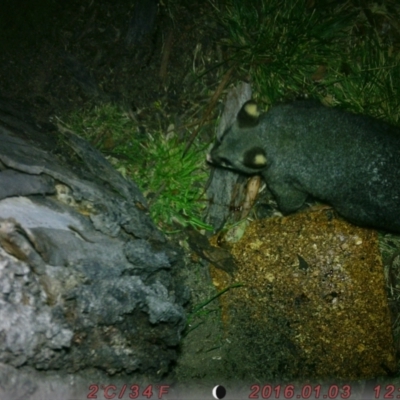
top-left (237, 100), bottom-right (260, 128)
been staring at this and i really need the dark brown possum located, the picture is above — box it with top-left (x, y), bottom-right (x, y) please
top-left (207, 100), bottom-right (400, 232)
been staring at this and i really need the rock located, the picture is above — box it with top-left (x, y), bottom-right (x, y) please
top-left (0, 101), bottom-right (188, 394)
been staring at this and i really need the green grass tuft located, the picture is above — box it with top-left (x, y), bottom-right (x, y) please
top-left (217, 0), bottom-right (400, 122)
top-left (63, 103), bottom-right (212, 233)
top-left (219, 0), bottom-right (354, 100)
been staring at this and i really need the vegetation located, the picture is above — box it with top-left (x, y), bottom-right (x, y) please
top-left (64, 103), bottom-right (212, 233)
top-left (216, 0), bottom-right (400, 123)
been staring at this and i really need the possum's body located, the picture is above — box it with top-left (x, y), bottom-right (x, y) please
top-left (207, 100), bottom-right (400, 232)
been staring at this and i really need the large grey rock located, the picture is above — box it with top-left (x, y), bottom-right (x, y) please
top-left (0, 103), bottom-right (188, 396)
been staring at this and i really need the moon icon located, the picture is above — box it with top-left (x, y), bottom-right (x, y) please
top-left (212, 385), bottom-right (226, 399)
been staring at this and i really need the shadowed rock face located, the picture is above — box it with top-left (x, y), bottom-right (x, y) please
top-left (0, 104), bottom-right (188, 386)
top-left (208, 100), bottom-right (400, 232)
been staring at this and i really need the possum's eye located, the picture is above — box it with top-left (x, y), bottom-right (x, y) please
top-left (243, 147), bottom-right (267, 169)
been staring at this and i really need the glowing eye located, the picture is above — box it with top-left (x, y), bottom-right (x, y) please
top-left (243, 147), bottom-right (267, 169)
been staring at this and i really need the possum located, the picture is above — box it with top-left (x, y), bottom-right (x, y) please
top-left (207, 100), bottom-right (400, 232)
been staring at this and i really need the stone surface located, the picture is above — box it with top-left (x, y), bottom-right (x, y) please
top-left (0, 110), bottom-right (188, 385)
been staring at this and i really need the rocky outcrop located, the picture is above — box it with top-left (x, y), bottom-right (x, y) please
top-left (0, 99), bottom-right (188, 392)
